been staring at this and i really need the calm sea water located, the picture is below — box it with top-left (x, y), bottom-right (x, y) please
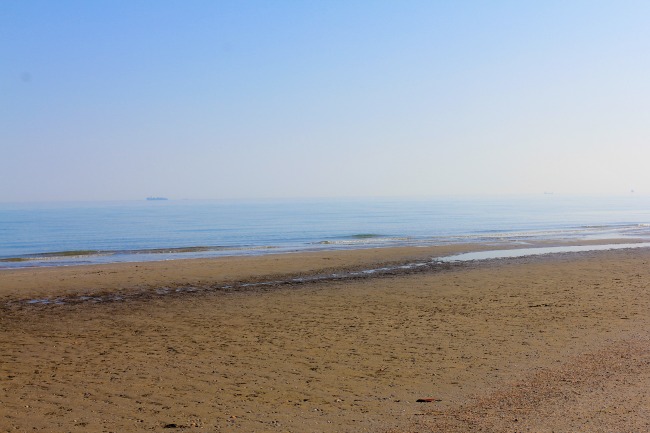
top-left (1, 195), bottom-right (650, 268)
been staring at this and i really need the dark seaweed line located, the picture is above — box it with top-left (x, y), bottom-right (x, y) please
top-left (3, 259), bottom-right (467, 308)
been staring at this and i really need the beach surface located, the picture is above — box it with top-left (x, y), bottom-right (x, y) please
top-left (2, 245), bottom-right (650, 432)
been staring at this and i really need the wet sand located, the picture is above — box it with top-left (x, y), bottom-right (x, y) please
top-left (2, 245), bottom-right (650, 432)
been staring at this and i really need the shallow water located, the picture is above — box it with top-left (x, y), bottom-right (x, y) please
top-left (437, 242), bottom-right (650, 262)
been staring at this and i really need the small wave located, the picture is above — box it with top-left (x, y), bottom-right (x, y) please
top-left (580, 223), bottom-right (650, 230)
top-left (312, 236), bottom-right (410, 246)
top-left (2, 250), bottom-right (109, 262)
top-left (129, 245), bottom-right (278, 254)
top-left (132, 246), bottom-right (216, 254)
top-left (26, 245), bottom-right (277, 258)
top-left (463, 225), bottom-right (645, 241)
top-left (581, 225), bottom-right (641, 231)
top-left (349, 233), bottom-right (383, 239)
top-left (40, 250), bottom-right (101, 258)
top-left (0, 244), bottom-right (284, 268)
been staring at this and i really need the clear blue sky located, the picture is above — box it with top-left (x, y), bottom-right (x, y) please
top-left (2, 1), bottom-right (650, 201)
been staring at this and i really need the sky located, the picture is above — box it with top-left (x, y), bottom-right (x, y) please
top-left (2, 1), bottom-right (650, 202)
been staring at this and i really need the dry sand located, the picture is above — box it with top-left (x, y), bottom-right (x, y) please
top-left (1, 245), bottom-right (650, 432)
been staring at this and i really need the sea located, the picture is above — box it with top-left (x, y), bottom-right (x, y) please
top-left (1, 195), bottom-right (650, 269)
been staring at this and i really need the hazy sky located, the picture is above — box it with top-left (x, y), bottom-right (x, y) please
top-left (2, 1), bottom-right (650, 201)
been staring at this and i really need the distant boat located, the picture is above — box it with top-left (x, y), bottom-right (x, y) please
top-left (146, 197), bottom-right (168, 201)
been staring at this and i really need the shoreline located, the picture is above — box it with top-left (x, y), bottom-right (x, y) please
top-left (2, 245), bottom-right (650, 431)
top-left (1, 239), bottom-right (649, 305)
top-left (2, 224), bottom-right (649, 270)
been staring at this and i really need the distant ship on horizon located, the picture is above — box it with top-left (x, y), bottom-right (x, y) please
top-left (146, 197), bottom-right (168, 201)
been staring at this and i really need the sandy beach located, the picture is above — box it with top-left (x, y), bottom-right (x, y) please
top-left (2, 245), bottom-right (650, 432)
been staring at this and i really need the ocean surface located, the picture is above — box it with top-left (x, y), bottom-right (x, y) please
top-left (1, 195), bottom-right (650, 268)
